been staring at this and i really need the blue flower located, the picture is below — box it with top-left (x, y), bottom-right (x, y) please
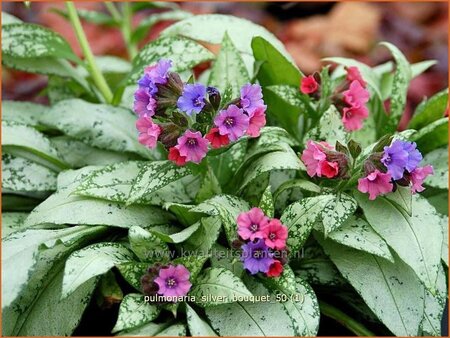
top-left (177, 84), bottom-right (206, 116)
top-left (240, 239), bottom-right (274, 275)
top-left (381, 140), bottom-right (422, 180)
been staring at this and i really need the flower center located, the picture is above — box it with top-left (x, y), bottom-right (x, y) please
top-left (193, 97), bottom-right (203, 107)
top-left (187, 138), bottom-right (198, 147)
top-left (384, 155), bottom-right (392, 164)
top-left (269, 233), bottom-right (276, 240)
top-left (224, 117), bottom-right (235, 127)
top-left (250, 224), bottom-right (259, 232)
top-left (166, 277), bottom-right (177, 288)
top-left (253, 249), bottom-right (263, 259)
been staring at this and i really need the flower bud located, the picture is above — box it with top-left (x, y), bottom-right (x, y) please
top-left (158, 122), bottom-right (182, 149)
top-left (207, 86), bottom-right (221, 110)
top-left (154, 72), bottom-right (184, 116)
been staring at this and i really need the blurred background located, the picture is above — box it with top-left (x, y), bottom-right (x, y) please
top-left (2, 1), bottom-right (448, 128)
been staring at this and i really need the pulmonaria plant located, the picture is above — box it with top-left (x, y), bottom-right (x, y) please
top-left (133, 60), bottom-right (267, 165)
top-left (301, 66), bottom-right (370, 131)
top-left (236, 208), bottom-right (289, 278)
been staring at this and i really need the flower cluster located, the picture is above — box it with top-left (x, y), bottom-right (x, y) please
top-left (133, 59), bottom-right (267, 165)
top-left (141, 263), bottom-right (191, 300)
top-left (300, 66), bottom-right (370, 131)
top-left (301, 140), bottom-right (349, 179)
top-left (235, 208), bottom-right (289, 278)
top-left (358, 139), bottom-right (433, 199)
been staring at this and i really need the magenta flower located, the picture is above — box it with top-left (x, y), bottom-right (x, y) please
top-left (214, 105), bottom-right (250, 141)
top-left (177, 83), bottom-right (206, 116)
top-left (134, 88), bottom-right (156, 117)
top-left (346, 66), bottom-right (367, 87)
top-left (410, 165), bottom-right (433, 193)
top-left (261, 218), bottom-right (288, 250)
top-left (154, 264), bottom-right (192, 297)
top-left (381, 140), bottom-right (422, 180)
top-left (240, 239), bottom-right (274, 275)
top-left (246, 105), bottom-right (267, 137)
top-left (300, 75), bottom-right (319, 94)
top-left (301, 141), bottom-right (339, 178)
top-left (237, 207), bottom-right (269, 241)
top-left (136, 116), bottom-right (161, 149)
top-left (342, 104), bottom-right (369, 131)
top-left (343, 80), bottom-right (370, 107)
top-left (358, 170), bottom-right (393, 200)
top-left (240, 83), bottom-right (265, 115)
top-left (176, 130), bottom-right (209, 164)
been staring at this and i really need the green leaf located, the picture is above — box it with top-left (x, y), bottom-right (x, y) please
top-left (252, 36), bottom-right (301, 86)
top-left (273, 179), bottom-right (321, 203)
top-left (304, 105), bottom-right (346, 145)
top-left (379, 42), bottom-right (412, 133)
top-left (280, 195), bottom-right (334, 255)
top-left (150, 221), bottom-right (200, 244)
top-left (440, 215), bottom-right (448, 266)
top-left (325, 216), bottom-right (394, 261)
top-left (129, 226), bottom-right (169, 262)
top-left (209, 244), bottom-right (244, 277)
top-left (25, 186), bottom-right (173, 229)
top-left (421, 265), bottom-right (447, 335)
top-left (319, 192), bottom-right (357, 236)
top-left (117, 262), bottom-right (149, 291)
top-left (2, 121), bottom-right (69, 171)
top-left (191, 195), bottom-right (250, 245)
top-left (409, 89), bottom-right (448, 130)
top-left (163, 203), bottom-right (203, 226)
top-left (186, 304), bottom-right (217, 336)
top-left (258, 185), bottom-right (274, 217)
top-left (112, 294), bottom-right (160, 333)
top-left (132, 10), bottom-right (193, 43)
top-left (128, 36), bottom-right (214, 84)
top-left (383, 185), bottom-right (412, 216)
top-left (62, 242), bottom-right (134, 298)
top-left (52, 8), bottom-right (118, 26)
top-left (40, 99), bottom-right (158, 159)
top-left (190, 267), bottom-right (252, 307)
top-left (183, 216), bottom-right (222, 255)
top-left (411, 60), bottom-right (437, 77)
top-left (208, 32), bottom-right (249, 97)
top-left (355, 193), bottom-right (443, 292)
top-left (127, 161), bottom-right (192, 205)
top-left (2, 23), bottom-right (78, 62)
top-left (2, 11), bottom-right (22, 25)
top-left (422, 147), bottom-right (448, 189)
top-left (2, 153), bottom-right (57, 194)
top-left (116, 321), bottom-right (171, 336)
top-left (260, 268), bottom-right (320, 336)
top-left (162, 14), bottom-right (295, 74)
top-left (412, 117), bottom-right (448, 154)
top-left (318, 236), bottom-right (425, 336)
top-left (2, 100), bottom-right (48, 129)
top-left (1, 212), bottom-right (29, 238)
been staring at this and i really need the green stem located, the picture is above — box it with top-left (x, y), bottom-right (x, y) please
top-left (319, 301), bottom-right (375, 336)
top-left (66, 2), bottom-right (113, 103)
top-left (104, 2), bottom-right (121, 22)
top-left (121, 2), bottom-right (138, 60)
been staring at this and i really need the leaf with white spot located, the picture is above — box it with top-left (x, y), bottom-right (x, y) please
top-left (117, 262), bottom-right (149, 291)
top-left (1, 212), bottom-right (29, 238)
top-left (129, 226), bottom-right (169, 262)
top-left (304, 105), bottom-right (346, 145)
top-left (183, 216), bottom-right (222, 255)
top-left (258, 185), bottom-right (274, 218)
top-left (320, 192), bottom-right (357, 236)
top-left (150, 222), bottom-right (200, 244)
top-left (2, 101), bottom-right (48, 129)
top-left (422, 147), bottom-right (448, 190)
top-left (186, 304), bottom-right (217, 336)
top-left (112, 294), bottom-right (160, 333)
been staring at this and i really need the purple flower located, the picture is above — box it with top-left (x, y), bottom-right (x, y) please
top-left (240, 239), bottom-right (274, 275)
top-left (154, 264), bottom-right (192, 297)
top-left (177, 130), bottom-right (209, 164)
top-left (381, 140), bottom-right (422, 180)
top-left (240, 83), bottom-right (265, 115)
top-left (177, 84), bottom-right (206, 116)
top-left (134, 88), bottom-right (156, 117)
top-left (137, 59), bottom-right (172, 94)
top-left (214, 105), bottom-right (249, 141)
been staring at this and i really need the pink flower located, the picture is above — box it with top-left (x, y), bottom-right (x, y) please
top-left (154, 264), bottom-right (192, 297)
top-left (342, 104), bottom-right (369, 131)
top-left (168, 147), bottom-right (187, 166)
top-left (358, 170), bottom-right (393, 200)
top-left (136, 116), bottom-right (161, 149)
top-left (343, 80), bottom-right (370, 107)
top-left (205, 127), bottom-right (230, 149)
top-left (134, 88), bottom-right (156, 117)
top-left (301, 141), bottom-right (338, 178)
top-left (246, 105), bottom-right (267, 138)
top-left (261, 218), bottom-right (288, 250)
top-left (346, 67), bottom-right (367, 87)
top-left (237, 207), bottom-right (269, 241)
top-left (267, 260), bottom-right (283, 277)
top-left (410, 165), bottom-right (433, 193)
top-left (214, 105), bottom-right (250, 141)
top-left (300, 75), bottom-right (319, 94)
top-left (176, 130), bottom-right (209, 164)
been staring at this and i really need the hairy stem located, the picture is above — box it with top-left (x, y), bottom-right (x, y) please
top-left (319, 301), bottom-right (375, 336)
top-left (66, 1), bottom-right (113, 103)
